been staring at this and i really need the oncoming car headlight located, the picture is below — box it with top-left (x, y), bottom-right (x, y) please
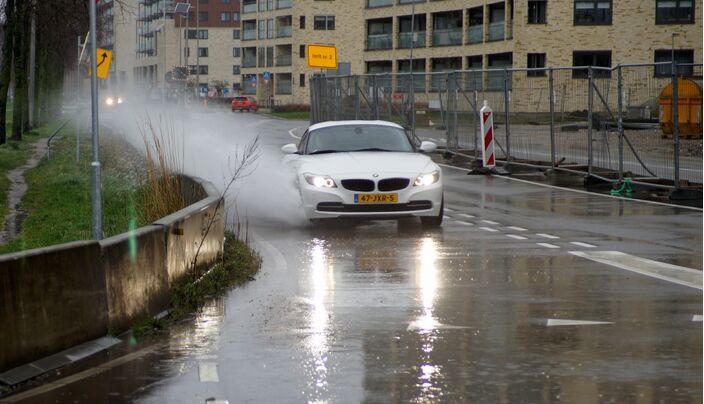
top-left (117, 97), bottom-right (124, 104)
top-left (304, 173), bottom-right (337, 188)
top-left (414, 170), bottom-right (440, 187)
top-left (105, 97), bottom-right (114, 106)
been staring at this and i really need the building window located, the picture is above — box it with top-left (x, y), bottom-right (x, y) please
top-left (574, 1), bottom-right (612, 25)
top-left (654, 49), bottom-right (695, 76)
top-left (184, 47), bottom-right (190, 57)
top-left (573, 50), bottom-right (612, 78)
top-left (368, 0), bottom-right (393, 7)
top-left (258, 46), bottom-right (265, 67)
top-left (258, 20), bottom-right (266, 39)
top-left (221, 0), bottom-right (230, 3)
top-left (266, 46), bottom-right (274, 67)
top-left (233, 47), bottom-right (241, 57)
top-left (198, 47), bottom-right (208, 57)
top-left (259, 0), bottom-right (273, 11)
top-left (300, 44), bottom-right (305, 58)
top-left (233, 65), bottom-right (241, 75)
top-left (656, 0), bottom-right (695, 23)
top-left (267, 18), bottom-right (274, 39)
top-left (527, 53), bottom-right (546, 76)
top-left (367, 18), bottom-right (392, 50)
top-left (314, 15), bottom-right (335, 30)
top-left (300, 73), bottom-right (305, 87)
top-left (199, 0), bottom-right (208, 3)
top-left (528, 0), bottom-right (547, 24)
top-left (221, 12), bottom-right (231, 22)
top-left (300, 15), bottom-right (305, 29)
top-left (233, 12), bottom-right (240, 22)
top-left (186, 29), bottom-right (208, 40)
top-left (189, 65), bottom-right (208, 75)
top-left (198, 11), bottom-right (208, 22)
top-left (233, 29), bottom-right (240, 39)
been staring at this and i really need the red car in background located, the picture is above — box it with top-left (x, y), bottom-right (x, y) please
top-left (231, 96), bottom-right (259, 112)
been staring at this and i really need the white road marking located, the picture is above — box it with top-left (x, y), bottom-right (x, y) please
top-left (537, 233), bottom-right (560, 239)
top-left (444, 207), bottom-right (455, 212)
top-left (443, 215), bottom-right (451, 220)
top-left (480, 227), bottom-right (499, 232)
top-left (458, 213), bottom-right (475, 219)
top-left (506, 226), bottom-right (527, 232)
top-left (288, 127), bottom-right (301, 139)
top-left (455, 220), bottom-right (473, 226)
top-left (537, 243), bottom-right (560, 249)
top-left (570, 241), bottom-right (596, 248)
top-left (506, 234), bottom-right (527, 240)
top-left (199, 362), bottom-right (219, 383)
top-left (481, 220), bottom-right (500, 225)
top-left (692, 315), bottom-right (703, 322)
top-left (252, 233), bottom-right (287, 274)
top-left (547, 319), bottom-right (612, 327)
top-left (407, 319), bottom-right (470, 331)
top-left (569, 251), bottom-right (703, 290)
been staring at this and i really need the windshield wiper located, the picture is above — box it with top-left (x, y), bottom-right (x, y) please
top-left (308, 149), bottom-right (340, 155)
top-left (349, 148), bottom-right (393, 152)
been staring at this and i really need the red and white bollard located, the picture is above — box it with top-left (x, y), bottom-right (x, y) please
top-left (479, 100), bottom-right (495, 168)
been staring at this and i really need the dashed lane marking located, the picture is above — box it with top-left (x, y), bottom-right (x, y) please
top-left (480, 227), bottom-right (499, 232)
top-left (481, 220), bottom-right (500, 225)
top-left (506, 234), bottom-right (527, 240)
top-left (444, 207), bottom-right (455, 212)
top-left (570, 241), bottom-right (596, 248)
top-left (569, 251), bottom-right (703, 290)
top-left (693, 315), bottom-right (703, 322)
top-left (506, 226), bottom-right (527, 232)
top-left (443, 215), bottom-right (451, 220)
top-left (537, 243), bottom-right (560, 249)
top-left (537, 233), bottom-right (560, 239)
top-left (547, 319), bottom-right (612, 327)
top-left (199, 362), bottom-right (220, 383)
top-left (458, 213), bottom-right (475, 219)
top-left (455, 220), bottom-right (473, 226)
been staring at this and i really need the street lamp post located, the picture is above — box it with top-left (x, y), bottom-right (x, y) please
top-left (89, 0), bottom-right (102, 239)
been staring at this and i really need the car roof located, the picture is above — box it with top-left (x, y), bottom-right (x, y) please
top-left (308, 120), bottom-right (404, 132)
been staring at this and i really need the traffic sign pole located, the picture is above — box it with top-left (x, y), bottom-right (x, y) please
top-left (89, 0), bottom-right (103, 240)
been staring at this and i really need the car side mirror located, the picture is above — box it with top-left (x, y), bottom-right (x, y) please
top-left (419, 141), bottom-right (437, 153)
top-left (281, 143), bottom-right (298, 154)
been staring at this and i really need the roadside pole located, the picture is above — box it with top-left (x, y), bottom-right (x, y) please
top-left (89, 0), bottom-right (103, 240)
top-left (76, 35), bottom-right (81, 162)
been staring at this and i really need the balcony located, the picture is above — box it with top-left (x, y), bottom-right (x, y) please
top-left (398, 32), bottom-right (426, 49)
top-left (367, 34), bottom-right (392, 50)
top-left (468, 25), bottom-right (482, 44)
top-left (243, 30), bottom-right (256, 40)
top-left (243, 2), bottom-right (256, 13)
top-left (277, 25), bottom-right (292, 38)
top-left (432, 29), bottom-right (462, 46)
top-left (277, 0), bottom-right (292, 9)
top-left (243, 56), bottom-right (257, 68)
top-left (488, 22), bottom-right (504, 41)
top-left (276, 54), bottom-right (292, 66)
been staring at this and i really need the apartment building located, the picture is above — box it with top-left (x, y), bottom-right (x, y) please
top-left (240, 0), bottom-right (701, 105)
top-left (108, 0), bottom-right (242, 96)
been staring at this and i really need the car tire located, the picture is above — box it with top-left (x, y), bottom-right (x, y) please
top-left (420, 197), bottom-right (443, 228)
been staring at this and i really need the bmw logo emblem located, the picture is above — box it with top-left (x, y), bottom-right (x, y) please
top-left (373, 173), bottom-right (379, 178)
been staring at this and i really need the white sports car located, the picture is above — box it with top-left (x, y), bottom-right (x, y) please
top-left (281, 120), bottom-right (443, 227)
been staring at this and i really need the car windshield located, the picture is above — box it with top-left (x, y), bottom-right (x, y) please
top-left (305, 124), bottom-right (413, 154)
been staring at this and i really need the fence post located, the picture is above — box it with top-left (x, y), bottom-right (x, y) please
top-left (334, 77), bottom-right (340, 121)
top-left (452, 72), bottom-right (459, 150)
top-left (617, 66), bottom-right (624, 181)
top-left (473, 89), bottom-right (479, 159)
top-left (587, 67), bottom-right (594, 177)
top-left (372, 75), bottom-right (379, 120)
top-left (548, 68), bottom-right (556, 167)
top-left (503, 67), bottom-right (511, 163)
top-left (354, 76), bottom-right (360, 120)
top-left (672, 60), bottom-right (681, 190)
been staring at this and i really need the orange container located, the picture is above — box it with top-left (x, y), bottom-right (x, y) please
top-left (659, 78), bottom-right (703, 137)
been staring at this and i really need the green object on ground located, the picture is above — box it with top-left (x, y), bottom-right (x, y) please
top-left (610, 178), bottom-right (633, 196)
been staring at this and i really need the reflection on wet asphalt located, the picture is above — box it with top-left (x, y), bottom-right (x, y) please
top-left (9, 117), bottom-right (702, 403)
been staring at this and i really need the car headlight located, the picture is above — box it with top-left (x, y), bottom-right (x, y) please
top-left (105, 97), bottom-right (114, 106)
top-left (414, 170), bottom-right (440, 187)
top-left (117, 97), bottom-right (123, 104)
top-left (304, 173), bottom-right (337, 188)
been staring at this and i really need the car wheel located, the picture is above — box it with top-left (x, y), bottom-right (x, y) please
top-left (420, 197), bottom-right (443, 228)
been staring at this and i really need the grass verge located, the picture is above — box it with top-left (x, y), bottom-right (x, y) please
top-left (0, 132), bottom-right (147, 254)
top-left (132, 230), bottom-right (262, 335)
top-left (270, 111), bottom-right (310, 121)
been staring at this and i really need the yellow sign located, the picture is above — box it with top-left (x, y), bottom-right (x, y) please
top-left (96, 48), bottom-right (113, 79)
top-left (307, 44), bottom-right (337, 69)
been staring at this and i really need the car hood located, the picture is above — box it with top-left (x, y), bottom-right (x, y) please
top-left (295, 152), bottom-right (439, 177)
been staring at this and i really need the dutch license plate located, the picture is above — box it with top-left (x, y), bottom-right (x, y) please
top-left (354, 193), bottom-right (398, 204)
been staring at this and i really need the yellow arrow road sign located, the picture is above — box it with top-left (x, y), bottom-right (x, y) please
top-left (96, 48), bottom-right (113, 79)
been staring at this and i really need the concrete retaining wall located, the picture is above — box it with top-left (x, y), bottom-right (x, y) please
top-left (0, 177), bottom-right (224, 373)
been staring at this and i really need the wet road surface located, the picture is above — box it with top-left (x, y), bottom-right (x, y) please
top-left (8, 112), bottom-right (702, 403)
